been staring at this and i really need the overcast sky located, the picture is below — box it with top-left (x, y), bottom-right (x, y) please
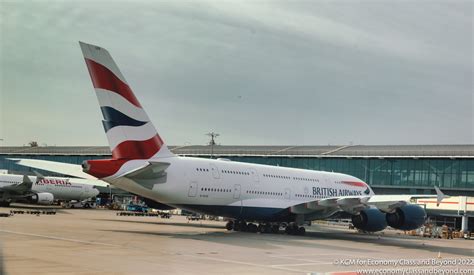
top-left (0, 0), bottom-right (472, 147)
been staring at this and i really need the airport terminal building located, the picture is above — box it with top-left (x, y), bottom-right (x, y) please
top-left (0, 144), bottom-right (473, 196)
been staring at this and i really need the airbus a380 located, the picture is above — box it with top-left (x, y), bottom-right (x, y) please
top-left (13, 42), bottom-right (445, 235)
top-left (0, 173), bottom-right (100, 206)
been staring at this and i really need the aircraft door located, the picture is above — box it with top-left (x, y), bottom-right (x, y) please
top-left (233, 184), bottom-right (241, 199)
top-left (284, 188), bottom-right (291, 200)
top-left (209, 164), bottom-right (220, 179)
top-left (188, 181), bottom-right (198, 197)
top-left (250, 168), bottom-right (259, 182)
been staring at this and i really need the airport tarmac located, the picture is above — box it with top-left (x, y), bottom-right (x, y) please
top-left (0, 208), bottom-right (472, 275)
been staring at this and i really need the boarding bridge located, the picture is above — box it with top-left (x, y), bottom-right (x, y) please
top-left (416, 196), bottom-right (473, 232)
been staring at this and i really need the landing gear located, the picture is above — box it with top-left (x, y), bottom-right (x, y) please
top-left (225, 221), bottom-right (234, 231)
top-left (226, 220), bottom-right (304, 235)
top-left (271, 224), bottom-right (280, 234)
top-left (247, 223), bottom-right (258, 233)
top-left (284, 222), bottom-right (306, 235)
top-left (232, 220), bottom-right (248, 232)
top-left (297, 226), bottom-right (306, 235)
top-left (258, 223), bottom-right (272, 233)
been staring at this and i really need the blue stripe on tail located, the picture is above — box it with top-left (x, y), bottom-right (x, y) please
top-left (100, 106), bottom-right (147, 132)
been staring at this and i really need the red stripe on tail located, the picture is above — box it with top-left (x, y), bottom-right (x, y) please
top-left (84, 59), bottom-right (142, 108)
top-left (112, 134), bottom-right (163, 160)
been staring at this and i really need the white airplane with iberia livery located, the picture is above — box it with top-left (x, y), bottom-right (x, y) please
top-left (12, 42), bottom-right (447, 235)
top-left (0, 173), bottom-right (100, 206)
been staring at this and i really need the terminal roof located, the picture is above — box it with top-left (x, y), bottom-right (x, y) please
top-left (0, 145), bottom-right (472, 157)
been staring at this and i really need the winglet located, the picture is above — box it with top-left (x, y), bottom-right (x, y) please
top-left (434, 186), bottom-right (446, 207)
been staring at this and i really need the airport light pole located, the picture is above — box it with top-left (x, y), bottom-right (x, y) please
top-left (206, 132), bottom-right (220, 159)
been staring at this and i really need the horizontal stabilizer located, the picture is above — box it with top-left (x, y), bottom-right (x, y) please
top-left (122, 161), bottom-right (170, 180)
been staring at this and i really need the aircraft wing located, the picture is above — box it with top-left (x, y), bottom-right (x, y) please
top-left (0, 175), bottom-right (33, 194)
top-left (290, 187), bottom-right (446, 215)
top-left (10, 158), bottom-right (96, 179)
top-left (8, 158), bottom-right (110, 187)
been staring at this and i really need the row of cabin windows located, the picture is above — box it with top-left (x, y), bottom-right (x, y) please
top-left (295, 177), bottom-right (320, 182)
top-left (222, 170), bottom-right (249, 175)
top-left (0, 180), bottom-right (20, 184)
top-left (201, 187), bottom-right (231, 193)
top-left (264, 174), bottom-right (290, 179)
top-left (295, 194), bottom-right (320, 198)
top-left (246, 190), bottom-right (283, 196)
top-left (196, 168), bottom-right (209, 172)
top-left (263, 174), bottom-right (320, 183)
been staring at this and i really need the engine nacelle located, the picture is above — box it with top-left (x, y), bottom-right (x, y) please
top-left (386, 204), bottom-right (426, 231)
top-left (31, 192), bottom-right (54, 205)
top-left (351, 208), bottom-right (387, 232)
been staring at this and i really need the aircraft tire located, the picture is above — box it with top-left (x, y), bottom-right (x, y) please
top-left (240, 221), bottom-right (248, 232)
top-left (247, 223), bottom-right (258, 233)
top-left (233, 221), bottom-right (241, 231)
top-left (226, 221), bottom-right (234, 231)
top-left (297, 226), bottom-right (306, 236)
top-left (271, 224), bottom-right (280, 234)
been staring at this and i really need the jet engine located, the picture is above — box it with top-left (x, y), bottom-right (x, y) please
top-left (31, 192), bottom-right (54, 205)
top-left (386, 204), bottom-right (426, 231)
top-left (351, 208), bottom-right (387, 232)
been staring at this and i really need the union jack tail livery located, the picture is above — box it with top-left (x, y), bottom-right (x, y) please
top-left (79, 42), bottom-right (173, 178)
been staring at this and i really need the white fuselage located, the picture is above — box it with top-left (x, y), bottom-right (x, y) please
top-left (0, 175), bottom-right (100, 201)
top-left (108, 156), bottom-right (374, 222)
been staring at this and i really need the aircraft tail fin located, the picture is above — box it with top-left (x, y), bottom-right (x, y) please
top-left (79, 42), bottom-right (173, 160)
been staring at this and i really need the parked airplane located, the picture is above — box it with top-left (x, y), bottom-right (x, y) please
top-left (0, 173), bottom-right (100, 206)
top-left (11, 42), bottom-right (446, 235)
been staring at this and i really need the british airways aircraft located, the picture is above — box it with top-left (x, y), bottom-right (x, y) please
top-left (13, 42), bottom-right (446, 235)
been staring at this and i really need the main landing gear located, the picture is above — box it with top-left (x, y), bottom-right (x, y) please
top-left (225, 220), bottom-right (306, 235)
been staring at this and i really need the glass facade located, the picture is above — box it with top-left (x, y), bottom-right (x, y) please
top-left (1, 155), bottom-right (473, 190)
top-left (228, 157), bottom-right (474, 190)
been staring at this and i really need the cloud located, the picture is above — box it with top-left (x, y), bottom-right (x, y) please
top-left (0, 0), bottom-right (472, 146)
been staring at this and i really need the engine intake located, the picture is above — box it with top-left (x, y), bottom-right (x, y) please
top-left (386, 204), bottom-right (426, 231)
top-left (351, 208), bottom-right (387, 232)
